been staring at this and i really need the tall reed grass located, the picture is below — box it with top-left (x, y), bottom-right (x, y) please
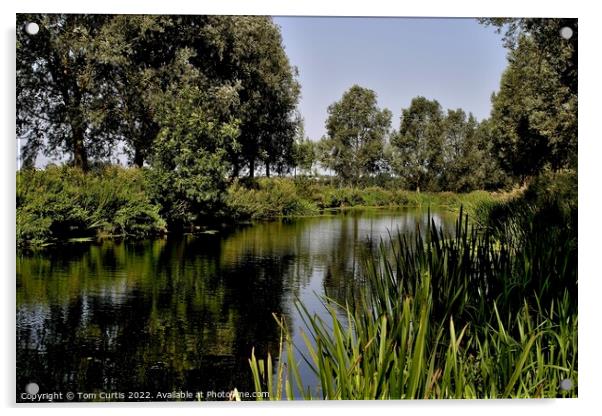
top-left (249, 208), bottom-right (577, 399)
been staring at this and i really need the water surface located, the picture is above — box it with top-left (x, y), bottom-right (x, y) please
top-left (16, 208), bottom-right (456, 401)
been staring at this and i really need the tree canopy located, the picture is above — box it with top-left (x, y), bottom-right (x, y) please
top-left (389, 97), bottom-right (444, 191)
top-left (17, 14), bottom-right (117, 170)
top-left (17, 14), bottom-right (300, 176)
top-left (320, 85), bottom-right (392, 185)
top-left (481, 18), bottom-right (577, 181)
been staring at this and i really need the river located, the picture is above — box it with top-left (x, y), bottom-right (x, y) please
top-left (16, 208), bottom-right (456, 401)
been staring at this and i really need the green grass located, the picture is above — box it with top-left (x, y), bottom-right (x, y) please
top-left (15, 167), bottom-right (506, 246)
top-left (249, 205), bottom-right (577, 399)
top-left (17, 165), bottom-right (166, 247)
top-left (226, 176), bottom-right (501, 220)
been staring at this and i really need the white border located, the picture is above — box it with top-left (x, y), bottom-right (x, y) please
top-left (2, 1), bottom-right (599, 415)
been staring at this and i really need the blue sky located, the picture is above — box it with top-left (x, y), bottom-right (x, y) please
top-left (273, 17), bottom-right (509, 140)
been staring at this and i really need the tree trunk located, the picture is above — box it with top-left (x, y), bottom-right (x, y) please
top-left (249, 158), bottom-right (255, 179)
top-left (133, 147), bottom-right (144, 168)
top-left (232, 161), bottom-right (240, 179)
top-left (265, 162), bottom-right (270, 178)
top-left (72, 126), bottom-right (88, 172)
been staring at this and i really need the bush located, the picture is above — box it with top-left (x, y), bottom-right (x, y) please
top-left (360, 187), bottom-right (393, 207)
top-left (17, 166), bottom-right (166, 247)
top-left (473, 170), bottom-right (577, 238)
top-left (16, 170), bottom-right (507, 246)
top-left (470, 170), bottom-right (577, 304)
top-left (225, 178), bottom-right (319, 219)
top-left (226, 177), bottom-right (506, 216)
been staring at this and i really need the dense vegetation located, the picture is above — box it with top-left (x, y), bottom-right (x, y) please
top-left (17, 16), bottom-right (576, 246)
top-left (16, 166), bottom-right (165, 246)
top-left (17, 167), bottom-right (499, 247)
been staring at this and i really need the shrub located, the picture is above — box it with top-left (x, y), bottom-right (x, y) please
top-left (473, 170), bottom-right (577, 240)
top-left (359, 187), bottom-right (393, 207)
top-left (225, 178), bottom-right (319, 219)
top-left (17, 166), bottom-right (166, 247)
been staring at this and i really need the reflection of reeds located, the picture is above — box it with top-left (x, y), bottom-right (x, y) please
top-left (249, 208), bottom-right (577, 399)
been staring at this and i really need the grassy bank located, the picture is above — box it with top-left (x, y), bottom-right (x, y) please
top-left (249, 200), bottom-right (577, 399)
top-left (17, 166), bottom-right (166, 247)
top-left (226, 177), bottom-right (501, 220)
top-left (17, 166), bottom-right (503, 247)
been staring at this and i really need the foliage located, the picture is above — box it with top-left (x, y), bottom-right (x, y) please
top-left (319, 85), bottom-right (392, 185)
top-left (387, 101), bottom-right (507, 192)
top-left (479, 18), bottom-right (577, 96)
top-left (144, 49), bottom-right (240, 228)
top-left (17, 14), bottom-right (117, 170)
top-left (226, 178), bottom-right (319, 220)
top-left (194, 16), bottom-right (301, 178)
top-left (16, 169), bottom-right (500, 247)
top-left (439, 109), bottom-right (503, 192)
top-left (291, 120), bottom-right (317, 176)
top-left (249, 206), bottom-right (577, 399)
top-left (472, 170), bottom-right (577, 273)
top-left (17, 15), bottom-right (299, 176)
top-left (17, 166), bottom-right (166, 247)
top-left (481, 19), bottom-right (577, 181)
top-left (388, 97), bottom-right (445, 191)
top-left (225, 177), bottom-right (499, 219)
top-left (92, 15), bottom-right (171, 167)
top-left (489, 37), bottom-right (576, 181)
top-left (471, 118), bottom-right (512, 190)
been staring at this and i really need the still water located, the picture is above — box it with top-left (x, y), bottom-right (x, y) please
top-left (16, 208), bottom-right (456, 401)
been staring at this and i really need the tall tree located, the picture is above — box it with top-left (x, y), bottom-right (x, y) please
top-left (17, 14), bottom-right (118, 170)
top-left (321, 85), bottom-right (391, 185)
top-left (145, 49), bottom-right (240, 227)
top-left (481, 18), bottom-right (577, 181)
top-left (440, 109), bottom-right (479, 191)
top-left (190, 16), bottom-right (300, 179)
top-left (94, 15), bottom-right (176, 167)
top-left (292, 120), bottom-right (317, 176)
top-left (473, 118), bottom-right (509, 190)
top-left (489, 35), bottom-right (576, 181)
top-left (389, 97), bottom-right (444, 191)
top-left (479, 18), bottom-right (577, 96)
top-left (440, 111), bottom-right (509, 191)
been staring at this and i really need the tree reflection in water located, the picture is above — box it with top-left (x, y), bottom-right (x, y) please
top-left (16, 208), bottom-right (455, 401)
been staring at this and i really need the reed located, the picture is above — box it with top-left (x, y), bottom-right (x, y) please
top-left (249, 207), bottom-right (577, 399)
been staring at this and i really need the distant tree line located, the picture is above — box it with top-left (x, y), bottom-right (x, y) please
top-left (308, 87), bottom-right (507, 191)
top-left (306, 18), bottom-right (577, 190)
top-left (17, 15), bottom-right (577, 202)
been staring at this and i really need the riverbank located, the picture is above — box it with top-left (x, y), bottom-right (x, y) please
top-left (225, 176), bottom-right (506, 219)
top-left (17, 165), bottom-right (509, 247)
